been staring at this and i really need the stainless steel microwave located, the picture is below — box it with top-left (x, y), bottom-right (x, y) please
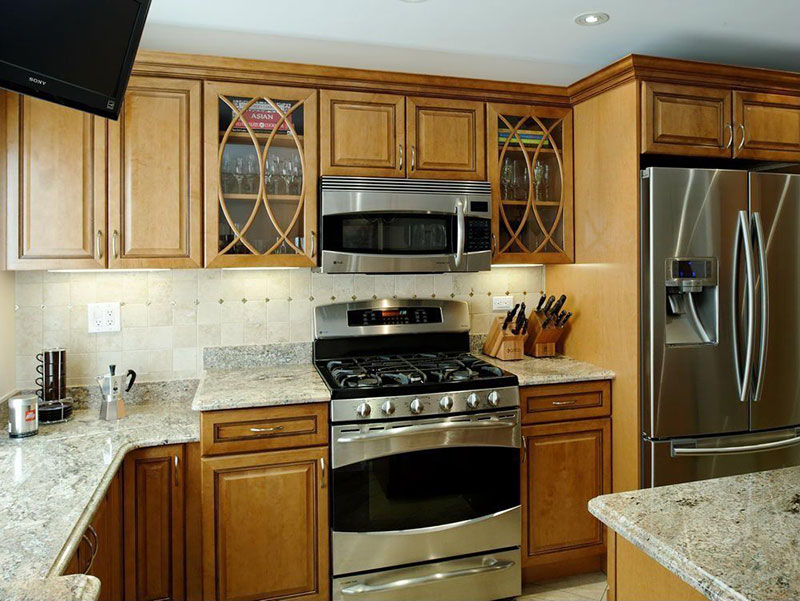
top-left (320, 177), bottom-right (492, 274)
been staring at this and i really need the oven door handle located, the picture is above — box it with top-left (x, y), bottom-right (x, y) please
top-left (454, 199), bottom-right (466, 269)
top-left (339, 558), bottom-right (515, 596)
top-left (336, 418), bottom-right (515, 443)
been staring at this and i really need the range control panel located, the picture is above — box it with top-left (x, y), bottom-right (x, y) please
top-left (347, 307), bottom-right (443, 327)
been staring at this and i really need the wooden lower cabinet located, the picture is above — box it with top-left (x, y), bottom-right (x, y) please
top-left (124, 444), bottom-right (186, 601)
top-left (521, 417), bottom-right (611, 576)
top-left (64, 471), bottom-right (124, 601)
top-left (201, 446), bottom-right (329, 601)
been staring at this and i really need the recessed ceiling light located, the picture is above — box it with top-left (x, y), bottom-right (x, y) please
top-left (574, 12), bottom-right (610, 26)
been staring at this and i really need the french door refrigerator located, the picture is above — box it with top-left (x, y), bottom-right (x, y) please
top-left (642, 167), bottom-right (800, 487)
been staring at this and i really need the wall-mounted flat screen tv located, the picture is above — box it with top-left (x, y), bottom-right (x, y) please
top-left (0, 0), bottom-right (151, 119)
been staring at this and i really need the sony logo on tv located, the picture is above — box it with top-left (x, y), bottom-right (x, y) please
top-left (28, 76), bottom-right (47, 86)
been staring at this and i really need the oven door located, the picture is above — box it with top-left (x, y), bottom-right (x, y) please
top-left (331, 411), bottom-right (521, 575)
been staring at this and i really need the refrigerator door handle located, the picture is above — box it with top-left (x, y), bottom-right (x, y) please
top-left (751, 212), bottom-right (769, 403)
top-left (671, 429), bottom-right (800, 457)
top-left (732, 210), bottom-right (756, 402)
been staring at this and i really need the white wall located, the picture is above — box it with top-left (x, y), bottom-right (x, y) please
top-left (0, 271), bottom-right (15, 398)
top-left (14, 268), bottom-right (544, 389)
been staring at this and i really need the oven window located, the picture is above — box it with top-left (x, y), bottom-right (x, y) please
top-left (332, 447), bottom-right (519, 532)
top-left (324, 214), bottom-right (455, 254)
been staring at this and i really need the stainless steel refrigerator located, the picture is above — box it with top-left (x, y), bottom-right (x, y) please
top-left (642, 167), bottom-right (800, 487)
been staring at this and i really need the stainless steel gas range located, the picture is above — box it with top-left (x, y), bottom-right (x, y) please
top-left (313, 299), bottom-right (522, 601)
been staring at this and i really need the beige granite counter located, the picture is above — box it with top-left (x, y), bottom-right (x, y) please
top-left (589, 467), bottom-right (800, 601)
top-left (192, 364), bottom-right (332, 411)
top-left (483, 354), bottom-right (614, 386)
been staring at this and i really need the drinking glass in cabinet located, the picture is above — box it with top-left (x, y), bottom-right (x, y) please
top-left (221, 156), bottom-right (236, 194)
top-left (244, 156), bottom-right (260, 194)
top-left (501, 158), bottom-right (513, 200)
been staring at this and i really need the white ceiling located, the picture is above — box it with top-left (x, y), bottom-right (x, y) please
top-left (141, 0), bottom-right (800, 86)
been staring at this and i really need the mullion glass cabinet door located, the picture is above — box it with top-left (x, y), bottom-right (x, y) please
top-left (204, 82), bottom-right (318, 267)
top-left (487, 103), bottom-right (574, 264)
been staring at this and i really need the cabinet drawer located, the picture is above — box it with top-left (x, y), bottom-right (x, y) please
top-left (201, 403), bottom-right (328, 456)
top-left (521, 380), bottom-right (610, 424)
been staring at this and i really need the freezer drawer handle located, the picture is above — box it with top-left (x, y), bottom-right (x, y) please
top-left (671, 432), bottom-right (800, 457)
top-left (339, 558), bottom-right (515, 595)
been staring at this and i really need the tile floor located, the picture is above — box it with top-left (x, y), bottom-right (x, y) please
top-left (517, 572), bottom-right (608, 601)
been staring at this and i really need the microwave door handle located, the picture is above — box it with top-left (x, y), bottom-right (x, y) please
top-left (732, 210), bottom-right (756, 402)
top-left (340, 558), bottom-right (515, 596)
top-left (752, 212), bottom-right (769, 403)
top-left (454, 199), bottom-right (465, 269)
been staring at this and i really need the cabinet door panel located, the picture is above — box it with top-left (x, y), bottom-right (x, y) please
top-left (735, 91), bottom-right (800, 160)
top-left (89, 471), bottom-right (124, 601)
top-left (407, 97), bottom-right (485, 180)
top-left (320, 90), bottom-right (405, 176)
top-left (124, 445), bottom-right (185, 601)
top-left (522, 418), bottom-right (610, 566)
top-left (642, 82), bottom-right (732, 157)
top-left (6, 94), bottom-right (106, 269)
top-left (202, 447), bottom-right (329, 601)
top-left (109, 77), bottom-right (202, 268)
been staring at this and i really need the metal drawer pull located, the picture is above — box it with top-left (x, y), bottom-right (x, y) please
top-left (340, 558), bottom-right (514, 595)
top-left (249, 425), bottom-right (285, 434)
top-left (337, 419), bottom-right (514, 443)
top-left (672, 434), bottom-right (800, 457)
top-left (551, 400), bottom-right (577, 406)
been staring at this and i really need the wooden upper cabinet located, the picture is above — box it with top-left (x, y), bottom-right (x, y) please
top-left (202, 447), bottom-right (329, 601)
top-left (734, 91), bottom-right (800, 160)
top-left (204, 81), bottom-right (318, 268)
top-left (5, 93), bottom-right (107, 269)
top-left (320, 90), bottom-right (405, 176)
top-left (521, 418), bottom-right (610, 567)
top-left (642, 81), bottom-right (733, 157)
top-left (108, 76), bottom-right (203, 268)
top-left (407, 96), bottom-right (485, 180)
top-left (124, 445), bottom-right (185, 601)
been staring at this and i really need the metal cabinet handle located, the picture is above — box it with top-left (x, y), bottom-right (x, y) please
top-left (82, 525), bottom-right (99, 574)
top-left (732, 210), bottom-right (756, 402)
top-left (491, 232), bottom-right (498, 257)
top-left (310, 231), bottom-right (316, 258)
top-left (552, 400), bottom-right (577, 406)
top-left (337, 419), bottom-right (514, 443)
top-left (736, 123), bottom-right (746, 155)
top-left (112, 230), bottom-right (119, 259)
top-left (95, 230), bottom-right (103, 260)
top-left (672, 432), bottom-right (800, 457)
top-left (411, 145), bottom-right (416, 172)
top-left (249, 425), bottom-right (284, 433)
top-left (320, 457), bottom-right (326, 488)
top-left (724, 123), bottom-right (734, 149)
top-left (173, 455), bottom-right (179, 487)
top-left (340, 558), bottom-right (515, 595)
top-left (752, 212), bottom-right (769, 403)
top-left (521, 435), bottom-right (527, 462)
top-left (398, 144), bottom-right (403, 171)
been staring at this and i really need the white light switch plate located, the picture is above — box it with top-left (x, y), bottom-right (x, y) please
top-left (88, 302), bottom-right (121, 333)
top-left (492, 295), bottom-right (514, 312)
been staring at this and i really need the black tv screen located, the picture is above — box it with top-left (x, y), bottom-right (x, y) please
top-left (0, 0), bottom-right (151, 119)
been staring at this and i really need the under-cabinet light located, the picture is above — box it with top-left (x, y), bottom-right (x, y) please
top-left (47, 269), bottom-right (169, 273)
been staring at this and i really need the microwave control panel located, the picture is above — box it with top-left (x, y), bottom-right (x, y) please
top-left (465, 218), bottom-right (491, 252)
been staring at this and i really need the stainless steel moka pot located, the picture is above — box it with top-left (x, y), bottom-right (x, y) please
top-left (96, 365), bottom-right (136, 421)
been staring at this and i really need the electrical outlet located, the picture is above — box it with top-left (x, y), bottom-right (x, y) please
top-left (88, 302), bottom-right (120, 333)
top-left (492, 295), bottom-right (514, 312)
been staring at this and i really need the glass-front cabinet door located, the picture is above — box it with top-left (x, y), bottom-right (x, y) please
top-left (204, 82), bottom-right (318, 267)
top-left (487, 103), bottom-right (573, 264)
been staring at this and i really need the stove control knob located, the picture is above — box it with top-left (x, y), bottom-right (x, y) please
top-left (409, 398), bottom-right (424, 414)
top-left (487, 391), bottom-right (500, 407)
top-left (439, 395), bottom-right (454, 412)
top-left (466, 393), bottom-right (480, 409)
top-left (356, 402), bottom-right (372, 418)
top-left (381, 401), bottom-right (396, 416)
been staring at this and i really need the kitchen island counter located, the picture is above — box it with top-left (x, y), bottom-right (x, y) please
top-left (589, 466), bottom-right (800, 601)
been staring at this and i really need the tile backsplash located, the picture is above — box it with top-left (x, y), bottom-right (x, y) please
top-left (13, 267), bottom-right (544, 389)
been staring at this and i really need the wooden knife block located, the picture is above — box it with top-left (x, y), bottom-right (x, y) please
top-left (524, 313), bottom-right (568, 358)
top-left (483, 316), bottom-right (526, 361)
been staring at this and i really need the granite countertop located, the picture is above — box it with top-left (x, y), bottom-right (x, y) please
top-left (483, 354), bottom-right (615, 386)
top-left (589, 467), bottom-right (800, 601)
top-left (0, 381), bottom-right (200, 601)
top-left (192, 363), bottom-right (332, 411)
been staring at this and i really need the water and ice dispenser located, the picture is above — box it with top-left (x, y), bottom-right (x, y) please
top-left (664, 257), bottom-right (718, 346)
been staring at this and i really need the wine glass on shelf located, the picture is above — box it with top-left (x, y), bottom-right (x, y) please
top-left (221, 155), bottom-right (235, 194)
top-left (244, 155), bottom-right (259, 194)
top-left (533, 162), bottom-right (545, 202)
top-left (264, 157), bottom-right (275, 196)
top-left (501, 158), bottom-right (513, 200)
top-left (233, 157), bottom-right (245, 194)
